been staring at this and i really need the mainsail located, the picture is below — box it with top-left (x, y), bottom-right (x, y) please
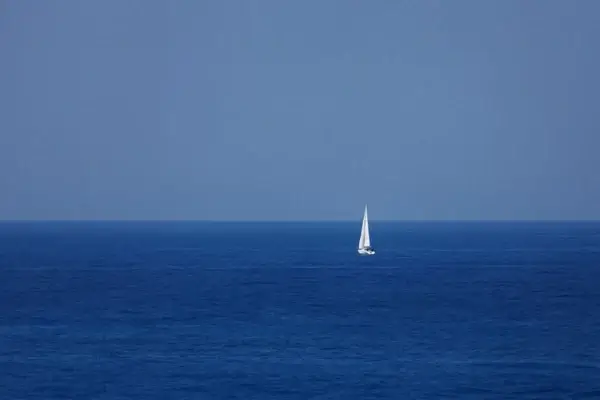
top-left (358, 205), bottom-right (371, 249)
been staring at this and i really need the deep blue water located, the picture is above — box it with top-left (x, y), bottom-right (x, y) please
top-left (1, 221), bottom-right (600, 399)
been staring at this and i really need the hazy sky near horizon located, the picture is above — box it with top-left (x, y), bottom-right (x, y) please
top-left (1, 0), bottom-right (599, 221)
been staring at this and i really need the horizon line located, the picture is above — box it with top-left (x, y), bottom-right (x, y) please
top-left (1, 219), bottom-right (599, 223)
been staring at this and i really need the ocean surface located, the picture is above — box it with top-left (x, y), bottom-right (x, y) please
top-left (1, 221), bottom-right (599, 399)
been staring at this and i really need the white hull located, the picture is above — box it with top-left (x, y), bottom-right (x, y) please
top-left (358, 248), bottom-right (375, 256)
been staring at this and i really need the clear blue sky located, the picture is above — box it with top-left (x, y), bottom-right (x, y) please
top-left (1, 0), bottom-right (599, 221)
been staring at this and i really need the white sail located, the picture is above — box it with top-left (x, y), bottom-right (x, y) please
top-left (358, 205), bottom-right (371, 249)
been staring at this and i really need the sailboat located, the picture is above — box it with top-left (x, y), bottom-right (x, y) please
top-left (357, 205), bottom-right (375, 255)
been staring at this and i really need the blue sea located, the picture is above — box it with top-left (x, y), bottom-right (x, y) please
top-left (1, 221), bottom-right (599, 399)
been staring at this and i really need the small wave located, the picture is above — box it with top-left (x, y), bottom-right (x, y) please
top-left (573, 390), bottom-right (600, 399)
top-left (464, 359), bottom-right (600, 371)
